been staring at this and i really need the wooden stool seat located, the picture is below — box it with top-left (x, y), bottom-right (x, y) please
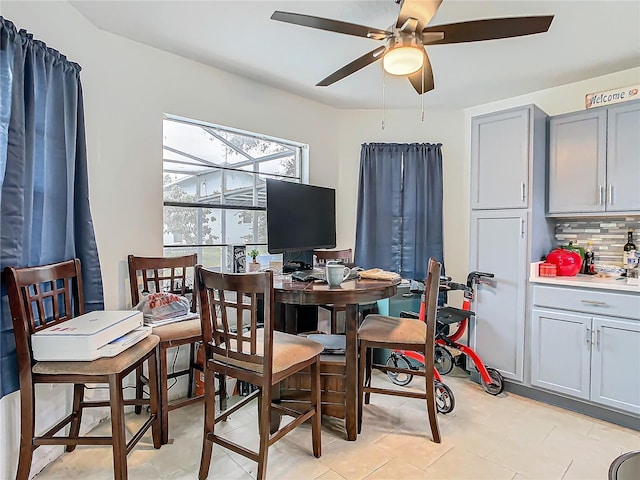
top-left (33, 335), bottom-right (159, 375)
top-left (197, 268), bottom-right (323, 480)
top-left (4, 259), bottom-right (161, 480)
top-left (215, 329), bottom-right (324, 374)
top-left (128, 254), bottom-right (227, 446)
top-left (151, 319), bottom-right (201, 342)
top-left (358, 314), bottom-right (427, 344)
top-left (357, 258), bottom-right (442, 444)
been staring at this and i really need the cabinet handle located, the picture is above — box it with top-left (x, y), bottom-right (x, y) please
top-left (585, 327), bottom-right (591, 345)
top-left (581, 300), bottom-right (607, 306)
top-left (608, 184), bottom-right (614, 205)
top-left (599, 186), bottom-right (605, 206)
top-left (520, 218), bottom-right (525, 238)
top-left (521, 182), bottom-right (526, 202)
top-left (595, 329), bottom-right (601, 348)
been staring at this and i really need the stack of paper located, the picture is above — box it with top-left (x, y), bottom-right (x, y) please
top-left (144, 311), bottom-right (199, 327)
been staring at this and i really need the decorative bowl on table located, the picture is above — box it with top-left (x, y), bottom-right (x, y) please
top-left (593, 264), bottom-right (626, 277)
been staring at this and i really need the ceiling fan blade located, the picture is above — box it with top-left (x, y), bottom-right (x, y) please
top-left (271, 11), bottom-right (391, 40)
top-left (407, 49), bottom-right (435, 95)
top-left (397, 0), bottom-right (443, 33)
top-left (423, 16), bottom-right (554, 45)
top-left (317, 46), bottom-right (387, 87)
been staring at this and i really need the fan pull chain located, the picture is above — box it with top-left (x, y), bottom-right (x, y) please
top-left (381, 62), bottom-right (386, 130)
top-left (421, 62), bottom-right (425, 122)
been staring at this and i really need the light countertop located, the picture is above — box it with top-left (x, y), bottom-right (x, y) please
top-left (529, 263), bottom-right (640, 293)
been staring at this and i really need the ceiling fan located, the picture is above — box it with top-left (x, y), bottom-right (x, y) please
top-left (271, 0), bottom-right (554, 94)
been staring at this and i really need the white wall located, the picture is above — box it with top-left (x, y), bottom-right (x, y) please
top-left (0, 1), bottom-right (340, 478)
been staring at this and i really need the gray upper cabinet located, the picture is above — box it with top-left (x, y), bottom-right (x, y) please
top-left (606, 102), bottom-right (640, 212)
top-left (471, 107), bottom-right (531, 210)
top-left (548, 101), bottom-right (640, 215)
top-left (548, 109), bottom-right (606, 213)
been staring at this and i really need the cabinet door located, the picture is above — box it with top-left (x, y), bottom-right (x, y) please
top-left (606, 102), bottom-right (640, 212)
top-left (469, 211), bottom-right (527, 381)
top-left (548, 109), bottom-right (607, 213)
top-left (471, 107), bottom-right (530, 210)
top-left (590, 317), bottom-right (640, 415)
top-left (530, 308), bottom-right (591, 399)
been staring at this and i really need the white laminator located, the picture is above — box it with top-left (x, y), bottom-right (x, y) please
top-left (31, 310), bottom-right (145, 361)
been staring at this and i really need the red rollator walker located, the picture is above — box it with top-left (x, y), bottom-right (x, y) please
top-left (386, 271), bottom-right (505, 411)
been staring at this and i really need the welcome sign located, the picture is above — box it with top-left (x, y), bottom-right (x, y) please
top-left (586, 85), bottom-right (639, 109)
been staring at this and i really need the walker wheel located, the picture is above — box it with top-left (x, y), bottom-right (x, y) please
top-left (434, 381), bottom-right (455, 414)
top-left (386, 354), bottom-right (414, 387)
top-left (481, 367), bottom-right (505, 395)
top-left (434, 345), bottom-right (454, 376)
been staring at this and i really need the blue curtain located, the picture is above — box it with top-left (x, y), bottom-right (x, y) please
top-left (354, 142), bottom-right (444, 281)
top-left (0, 17), bottom-right (104, 398)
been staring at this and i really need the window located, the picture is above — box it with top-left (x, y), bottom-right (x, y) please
top-left (163, 115), bottom-right (306, 270)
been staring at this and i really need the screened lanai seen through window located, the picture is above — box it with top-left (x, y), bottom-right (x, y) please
top-left (163, 115), bottom-right (306, 270)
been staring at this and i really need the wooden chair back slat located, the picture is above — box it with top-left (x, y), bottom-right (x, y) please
top-left (197, 267), bottom-right (274, 374)
top-left (4, 259), bottom-right (84, 366)
top-left (422, 258), bottom-right (440, 372)
top-left (128, 254), bottom-right (198, 312)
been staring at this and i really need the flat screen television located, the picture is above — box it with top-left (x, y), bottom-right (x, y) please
top-left (266, 179), bottom-right (336, 254)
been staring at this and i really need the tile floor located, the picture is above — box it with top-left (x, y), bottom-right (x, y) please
top-left (33, 368), bottom-right (639, 480)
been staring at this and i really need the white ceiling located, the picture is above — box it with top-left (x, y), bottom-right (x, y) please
top-left (70, 0), bottom-right (640, 109)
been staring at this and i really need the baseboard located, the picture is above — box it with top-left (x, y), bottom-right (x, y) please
top-left (505, 381), bottom-right (640, 432)
top-left (468, 371), bottom-right (639, 431)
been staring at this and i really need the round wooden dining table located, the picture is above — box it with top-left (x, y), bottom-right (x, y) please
top-left (272, 276), bottom-right (400, 441)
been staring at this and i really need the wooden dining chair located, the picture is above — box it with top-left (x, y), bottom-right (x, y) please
top-left (4, 259), bottom-right (161, 480)
top-left (357, 257), bottom-right (442, 443)
top-left (313, 248), bottom-right (353, 333)
top-left (128, 254), bottom-right (227, 445)
top-left (196, 267), bottom-right (323, 480)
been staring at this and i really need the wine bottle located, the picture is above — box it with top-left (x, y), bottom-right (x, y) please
top-left (583, 241), bottom-right (595, 275)
top-left (623, 229), bottom-right (636, 269)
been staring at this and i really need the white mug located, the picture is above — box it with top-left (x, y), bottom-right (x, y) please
top-left (326, 263), bottom-right (349, 286)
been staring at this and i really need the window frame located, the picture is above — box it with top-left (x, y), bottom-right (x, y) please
top-left (162, 114), bottom-right (309, 269)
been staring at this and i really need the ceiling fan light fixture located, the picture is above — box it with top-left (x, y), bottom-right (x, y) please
top-left (382, 45), bottom-right (423, 76)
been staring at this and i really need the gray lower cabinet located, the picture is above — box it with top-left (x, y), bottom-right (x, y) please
top-left (531, 308), bottom-right (591, 399)
top-left (548, 100), bottom-right (640, 215)
top-left (590, 316), bottom-right (640, 413)
top-left (470, 211), bottom-right (528, 382)
top-left (530, 285), bottom-right (640, 415)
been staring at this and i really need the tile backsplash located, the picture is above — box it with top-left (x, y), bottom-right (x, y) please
top-left (555, 217), bottom-right (640, 267)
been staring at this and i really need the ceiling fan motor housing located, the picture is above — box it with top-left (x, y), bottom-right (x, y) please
top-left (383, 33), bottom-right (424, 76)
